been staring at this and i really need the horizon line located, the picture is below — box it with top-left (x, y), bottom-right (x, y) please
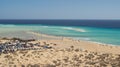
top-left (0, 19), bottom-right (120, 20)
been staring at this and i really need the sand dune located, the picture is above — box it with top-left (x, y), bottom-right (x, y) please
top-left (0, 47), bottom-right (120, 67)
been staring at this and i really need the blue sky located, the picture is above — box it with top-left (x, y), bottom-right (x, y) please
top-left (0, 0), bottom-right (120, 19)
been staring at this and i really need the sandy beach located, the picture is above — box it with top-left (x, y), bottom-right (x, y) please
top-left (1, 0), bottom-right (120, 66)
top-left (27, 31), bottom-right (120, 54)
top-left (0, 31), bottom-right (120, 67)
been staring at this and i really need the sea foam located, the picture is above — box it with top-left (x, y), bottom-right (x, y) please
top-left (62, 27), bottom-right (86, 32)
top-left (0, 24), bottom-right (16, 27)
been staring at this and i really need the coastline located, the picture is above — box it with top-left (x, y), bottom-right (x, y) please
top-left (0, 31), bottom-right (120, 66)
top-left (27, 31), bottom-right (120, 54)
top-left (27, 31), bottom-right (119, 46)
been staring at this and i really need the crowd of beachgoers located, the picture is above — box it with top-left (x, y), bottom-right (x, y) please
top-left (0, 38), bottom-right (52, 54)
top-left (0, 37), bottom-right (120, 67)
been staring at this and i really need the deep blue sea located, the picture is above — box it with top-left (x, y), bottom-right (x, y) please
top-left (0, 20), bottom-right (120, 45)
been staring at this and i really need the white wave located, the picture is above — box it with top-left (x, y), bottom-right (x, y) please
top-left (0, 24), bottom-right (16, 27)
top-left (62, 27), bottom-right (86, 32)
top-left (88, 41), bottom-right (118, 46)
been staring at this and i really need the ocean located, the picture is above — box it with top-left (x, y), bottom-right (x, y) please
top-left (0, 20), bottom-right (120, 45)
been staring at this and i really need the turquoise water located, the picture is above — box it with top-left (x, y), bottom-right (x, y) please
top-left (0, 24), bottom-right (120, 45)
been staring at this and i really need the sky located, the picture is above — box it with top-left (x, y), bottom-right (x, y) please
top-left (0, 0), bottom-right (120, 19)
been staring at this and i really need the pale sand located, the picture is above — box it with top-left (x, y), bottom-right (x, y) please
top-left (0, 47), bottom-right (119, 67)
top-left (0, 31), bottom-right (120, 67)
top-left (27, 31), bottom-right (120, 54)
